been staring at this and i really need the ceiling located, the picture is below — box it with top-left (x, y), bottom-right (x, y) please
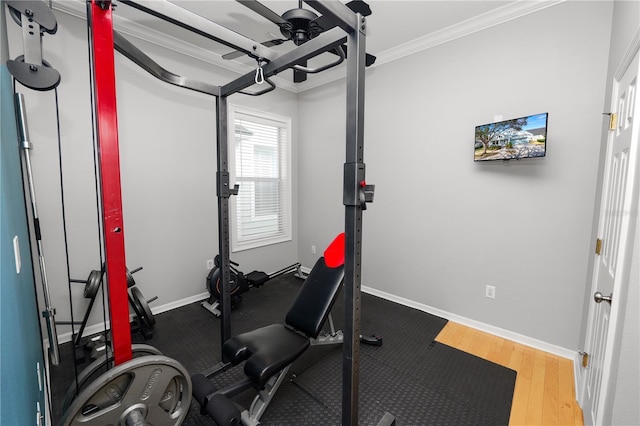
top-left (162, 1), bottom-right (512, 55)
top-left (53, 0), bottom-right (562, 92)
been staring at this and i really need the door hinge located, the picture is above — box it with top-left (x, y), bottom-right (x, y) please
top-left (609, 113), bottom-right (617, 130)
top-left (595, 238), bottom-right (603, 255)
top-left (579, 351), bottom-right (589, 368)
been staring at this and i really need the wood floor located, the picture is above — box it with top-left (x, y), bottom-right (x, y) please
top-left (435, 321), bottom-right (584, 426)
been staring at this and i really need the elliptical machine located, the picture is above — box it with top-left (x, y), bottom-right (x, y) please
top-left (201, 255), bottom-right (301, 317)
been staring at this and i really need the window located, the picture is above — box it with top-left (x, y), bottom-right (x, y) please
top-left (229, 106), bottom-right (292, 251)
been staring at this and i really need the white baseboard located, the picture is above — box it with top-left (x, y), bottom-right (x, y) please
top-left (55, 281), bottom-right (576, 361)
top-left (55, 291), bottom-right (210, 344)
top-left (152, 291), bottom-right (209, 315)
top-left (362, 285), bottom-right (578, 360)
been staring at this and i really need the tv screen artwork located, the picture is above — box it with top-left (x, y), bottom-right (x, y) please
top-left (474, 112), bottom-right (548, 161)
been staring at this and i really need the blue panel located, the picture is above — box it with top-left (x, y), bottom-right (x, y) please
top-left (0, 47), bottom-right (46, 426)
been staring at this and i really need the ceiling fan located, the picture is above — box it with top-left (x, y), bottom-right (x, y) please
top-left (226, 0), bottom-right (377, 83)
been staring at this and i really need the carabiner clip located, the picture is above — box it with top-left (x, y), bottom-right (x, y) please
top-left (255, 62), bottom-right (265, 85)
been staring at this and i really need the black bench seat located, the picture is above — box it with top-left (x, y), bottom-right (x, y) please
top-left (223, 324), bottom-right (310, 388)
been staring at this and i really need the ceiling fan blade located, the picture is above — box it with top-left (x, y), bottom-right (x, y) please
top-left (263, 38), bottom-right (288, 48)
top-left (236, 0), bottom-right (288, 25)
top-left (222, 38), bottom-right (288, 60)
top-left (328, 45), bottom-right (377, 67)
top-left (294, 61), bottom-right (307, 83)
top-left (222, 50), bottom-right (246, 60)
top-left (345, 0), bottom-right (372, 17)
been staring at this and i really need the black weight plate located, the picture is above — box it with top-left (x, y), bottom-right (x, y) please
top-left (130, 286), bottom-right (156, 327)
top-left (83, 270), bottom-right (103, 299)
top-left (126, 268), bottom-right (136, 288)
top-left (59, 355), bottom-right (191, 426)
top-left (61, 344), bottom-right (162, 413)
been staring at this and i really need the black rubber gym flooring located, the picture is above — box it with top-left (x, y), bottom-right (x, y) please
top-left (50, 273), bottom-right (516, 425)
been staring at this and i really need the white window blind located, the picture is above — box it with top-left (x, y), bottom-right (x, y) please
top-left (229, 106), bottom-right (292, 251)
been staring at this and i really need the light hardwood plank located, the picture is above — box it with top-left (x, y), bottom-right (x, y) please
top-left (436, 321), bottom-right (584, 426)
top-left (542, 355), bottom-right (560, 425)
top-left (524, 351), bottom-right (546, 425)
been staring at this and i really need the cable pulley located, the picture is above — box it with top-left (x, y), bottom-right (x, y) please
top-left (6, 0), bottom-right (61, 90)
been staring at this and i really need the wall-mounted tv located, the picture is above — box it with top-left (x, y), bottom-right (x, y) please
top-left (474, 112), bottom-right (548, 162)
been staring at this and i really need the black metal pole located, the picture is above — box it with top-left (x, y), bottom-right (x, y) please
top-left (216, 95), bottom-right (233, 352)
top-left (342, 13), bottom-right (367, 426)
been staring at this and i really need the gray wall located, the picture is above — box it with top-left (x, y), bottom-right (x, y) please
top-left (596, 2), bottom-right (640, 424)
top-left (297, 1), bottom-right (613, 350)
top-left (6, 11), bottom-right (299, 339)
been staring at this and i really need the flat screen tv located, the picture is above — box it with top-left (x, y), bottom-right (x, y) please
top-left (474, 112), bottom-right (548, 162)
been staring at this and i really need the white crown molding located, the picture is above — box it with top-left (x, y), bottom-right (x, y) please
top-left (50, 0), bottom-right (566, 92)
top-left (374, 0), bottom-right (566, 68)
top-left (298, 0), bottom-right (566, 92)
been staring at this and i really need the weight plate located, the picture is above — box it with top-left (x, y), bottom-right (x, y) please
top-left (59, 354), bottom-right (191, 426)
top-left (126, 268), bottom-right (136, 288)
top-left (130, 286), bottom-right (156, 328)
top-left (62, 344), bottom-right (162, 413)
top-left (83, 270), bottom-right (103, 299)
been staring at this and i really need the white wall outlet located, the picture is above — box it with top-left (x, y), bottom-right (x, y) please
top-left (311, 245), bottom-right (316, 254)
top-left (206, 259), bottom-right (214, 270)
top-left (485, 285), bottom-right (496, 299)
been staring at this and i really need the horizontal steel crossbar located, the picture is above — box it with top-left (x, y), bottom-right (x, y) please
top-left (113, 31), bottom-right (221, 96)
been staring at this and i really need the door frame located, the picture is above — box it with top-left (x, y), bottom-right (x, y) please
top-left (578, 28), bottom-right (640, 425)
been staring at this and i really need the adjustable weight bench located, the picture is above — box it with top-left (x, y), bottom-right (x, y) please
top-left (192, 233), bottom-right (347, 426)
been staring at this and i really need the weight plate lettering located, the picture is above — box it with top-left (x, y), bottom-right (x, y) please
top-left (59, 355), bottom-right (191, 426)
top-left (62, 344), bottom-right (162, 412)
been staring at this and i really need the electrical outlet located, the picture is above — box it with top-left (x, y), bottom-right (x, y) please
top-left (206, 259), bottom-right (214, 270)
top-left (311, 245), bottom-right (316, 254)
top-left (485, 285), bottom-right (496, 299)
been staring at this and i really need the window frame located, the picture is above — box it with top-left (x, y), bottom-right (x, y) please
top-left (228, 105), bottom-right (292, 252)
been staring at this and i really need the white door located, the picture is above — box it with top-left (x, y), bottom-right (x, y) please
top-left (580, 47), bottom-right (640, 425)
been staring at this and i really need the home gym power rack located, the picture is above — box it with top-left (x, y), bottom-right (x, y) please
top-left (67, 0), bottom-right (381, 424)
